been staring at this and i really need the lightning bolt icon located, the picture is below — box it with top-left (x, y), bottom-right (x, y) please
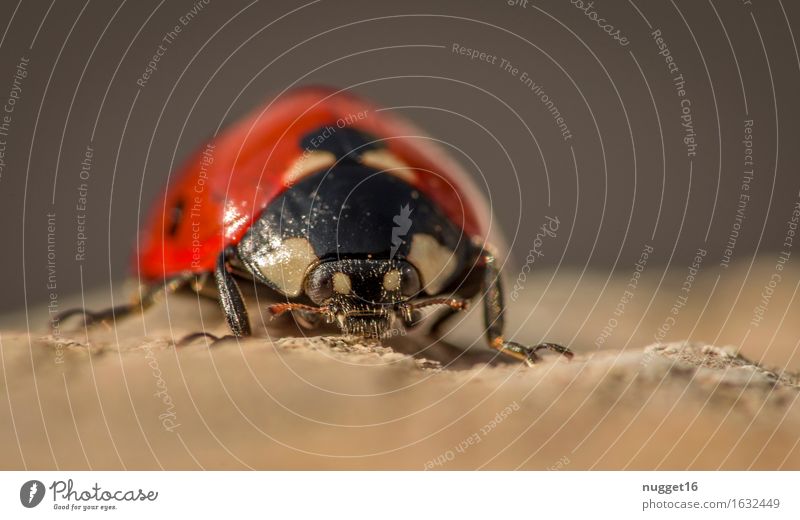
top-left (390, 204), bottom-right (413, 259)
top-left (28, 482), bottom-right (37, 504)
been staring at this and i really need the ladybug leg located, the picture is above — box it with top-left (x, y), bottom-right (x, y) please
top-left (214, 246), bottom-right (252, 337)
top-left (55, 304), bottom-right (136, 330)
top-left (54, 275), bottom-right (191, 331)
top-left (428, 306), bottom-right (461, 338)
top-left (481, 252), bottom-right (573, 366)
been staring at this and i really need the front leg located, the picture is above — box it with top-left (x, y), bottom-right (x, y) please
top-left (214, 246), bottom-right (252, 337)
top-left (54, 274), bottom-right (192, 331)
top-left (481, 252), bottom-right (572, 366)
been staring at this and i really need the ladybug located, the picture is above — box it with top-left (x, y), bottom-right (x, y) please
top-left (60, 86), bottom-right (571, 365)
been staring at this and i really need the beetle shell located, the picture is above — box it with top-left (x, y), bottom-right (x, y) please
top-left (137, 86), bottom-right (495, 282)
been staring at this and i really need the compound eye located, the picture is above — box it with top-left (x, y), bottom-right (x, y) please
top-left (305, 268), bottom-right (334, 304)
top-left (391, 264), bottom-right (420, 297)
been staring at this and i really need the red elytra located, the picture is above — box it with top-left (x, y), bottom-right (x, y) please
top-left (136, 86), bottom-right (491, 281)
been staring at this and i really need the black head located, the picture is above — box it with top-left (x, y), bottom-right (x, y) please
top-left (304, 258), bottom-right (420, 337)
top-left (235, 130), bottom-right (478, 338)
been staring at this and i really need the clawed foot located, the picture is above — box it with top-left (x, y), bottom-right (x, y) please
top-left (494, 340), bottom-right (574, 367)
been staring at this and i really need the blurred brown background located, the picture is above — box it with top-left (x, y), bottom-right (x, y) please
top-left (1, 0), bottom-right (799, 324)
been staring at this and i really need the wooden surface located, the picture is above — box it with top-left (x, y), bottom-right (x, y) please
top-left (1, 260), bottom-right (799, 470)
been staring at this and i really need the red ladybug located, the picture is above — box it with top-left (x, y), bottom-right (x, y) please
top-left (61, 86), bottom-right (571, 365)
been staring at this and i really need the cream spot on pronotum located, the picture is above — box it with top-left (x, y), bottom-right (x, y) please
top-left (256, 237), bottom-right (317, 297)
top-left (407, 234), bottom-right (457, 294)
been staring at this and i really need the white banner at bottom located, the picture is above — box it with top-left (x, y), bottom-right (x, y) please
top-left (0, 471), bottom-right (796, 518)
